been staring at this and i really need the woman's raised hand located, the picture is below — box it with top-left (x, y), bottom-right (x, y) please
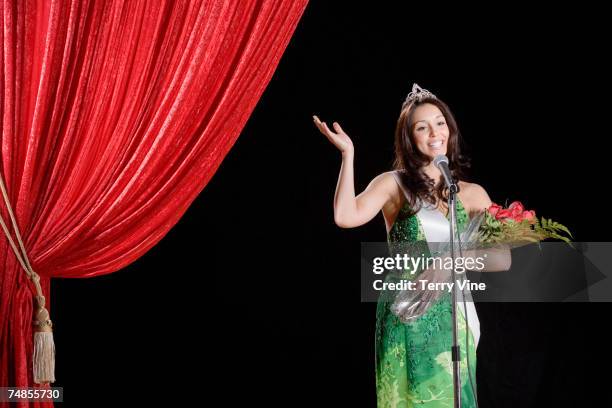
top-left (312, 115), bottom-right (354, 156)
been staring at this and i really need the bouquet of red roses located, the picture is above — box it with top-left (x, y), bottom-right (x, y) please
top-left (477, 201), bottom-right (573, 246)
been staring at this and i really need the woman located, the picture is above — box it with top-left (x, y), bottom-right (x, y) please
top-left (313, 84), bottom-right (509, 407)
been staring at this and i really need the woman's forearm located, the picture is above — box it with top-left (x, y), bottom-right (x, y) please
top-left (333, 151), bottom-right (357, 226)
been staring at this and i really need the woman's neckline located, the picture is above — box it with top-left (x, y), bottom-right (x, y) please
top-left (387, 195), bottom-right (468, 236)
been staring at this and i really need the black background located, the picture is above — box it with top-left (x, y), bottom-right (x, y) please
top-left (51, 2), bottom-right (610, 406)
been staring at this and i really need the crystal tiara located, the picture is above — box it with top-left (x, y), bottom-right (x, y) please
top-left (404, 83), bottom-right (436, 105)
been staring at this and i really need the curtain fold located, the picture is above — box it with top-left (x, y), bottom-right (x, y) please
top-left (0, 0), bottom-right (308, 405)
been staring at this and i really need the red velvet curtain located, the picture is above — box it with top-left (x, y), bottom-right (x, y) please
top-left (0, 0), bottom-right (308, 405)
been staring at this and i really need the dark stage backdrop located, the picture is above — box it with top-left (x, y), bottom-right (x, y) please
top-left (51, 2), bottom-right (610, 407)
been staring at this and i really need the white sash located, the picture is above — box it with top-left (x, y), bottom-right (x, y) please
top-left (391, 171), bottom-right (480, 348)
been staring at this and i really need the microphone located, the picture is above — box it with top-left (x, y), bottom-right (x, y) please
top-left (433, 154), bottom-right (459, 193)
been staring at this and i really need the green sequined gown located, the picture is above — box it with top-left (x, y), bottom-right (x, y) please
top-left (375, 197), bottom-right (478, 407)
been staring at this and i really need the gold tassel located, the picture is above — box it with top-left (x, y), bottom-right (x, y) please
top-left (33, 295), bottom-right (55, 384)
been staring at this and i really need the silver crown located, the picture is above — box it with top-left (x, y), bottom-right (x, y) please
top-left (404, 83), bottom-right (436, 105)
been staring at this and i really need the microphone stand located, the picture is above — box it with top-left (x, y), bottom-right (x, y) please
top-left (448, 182), bottom-right (461, 408)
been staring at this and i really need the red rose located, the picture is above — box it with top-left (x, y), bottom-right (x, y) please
top-left (522, 210), bottom-right (536, 224)
top-left (488, 203), bottom-right (502, 217)
top-left (496, 209), bottom-right (513, 220)
top-left (508, 201), bottom-right (524, 219)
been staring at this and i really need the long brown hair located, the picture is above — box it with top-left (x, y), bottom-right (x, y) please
top-left (392, 96), bottom-right (471, 217)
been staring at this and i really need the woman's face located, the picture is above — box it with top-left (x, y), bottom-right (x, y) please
top-left (410, 103), bottom-right (450, 159)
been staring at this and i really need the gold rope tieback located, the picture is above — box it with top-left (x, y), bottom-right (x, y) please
top-left (0, 173), bottom-right (55, 384)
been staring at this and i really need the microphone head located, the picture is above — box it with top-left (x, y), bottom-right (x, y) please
top-left (433, 154), bottom-right (449, 168)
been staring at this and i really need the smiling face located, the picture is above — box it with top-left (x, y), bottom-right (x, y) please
top-left (410, 103), bottom-right (450, 159)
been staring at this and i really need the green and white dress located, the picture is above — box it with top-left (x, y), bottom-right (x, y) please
top-left (375, 171), bottom-right (479, 407)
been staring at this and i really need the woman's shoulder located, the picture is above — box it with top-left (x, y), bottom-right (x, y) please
top-left (375, 171), bottom-right (406, 210)
top-left (379, 170), bottom-right (405, 194)
top-left (459, 181), bottom-right (489, 198)
top-left (370, 170), bottom-right (403, 188)
top-left (379, 169), bottom-right (406, 186)
top-left (378, 169), bottom-right (402, 178)
top-left (361, 171), bottom-right (404, 209)
top-left (458, 181), bottom-right (493, 215)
